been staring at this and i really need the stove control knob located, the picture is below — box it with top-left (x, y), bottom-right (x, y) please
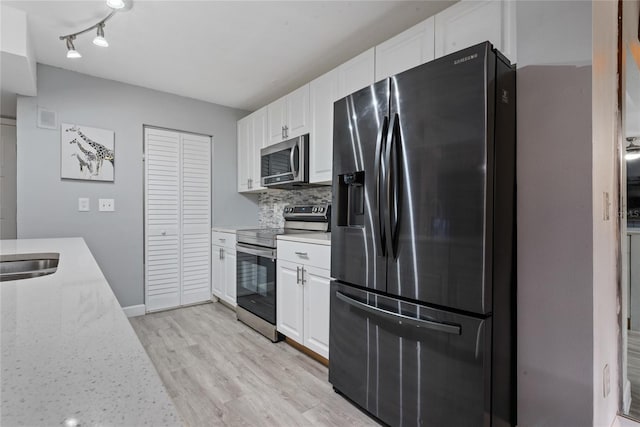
top-left (319, 207), bottom-right (325, 213)
top-left (312, 207), bottom-right (318, 213)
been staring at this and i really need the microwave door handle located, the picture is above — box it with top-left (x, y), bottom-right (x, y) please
top-left (290, 142), bottom-right (299, 178)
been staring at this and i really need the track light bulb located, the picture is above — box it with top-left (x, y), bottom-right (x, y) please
top-left (65, 37), bottom-right (81, 59)
top-left (93, 24), bottom-right (109, 47)
top-left (106, 0), bottom-right (125, 9)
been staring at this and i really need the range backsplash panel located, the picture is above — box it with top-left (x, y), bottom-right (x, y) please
top-left (258, 187), bottom-right (332, 228)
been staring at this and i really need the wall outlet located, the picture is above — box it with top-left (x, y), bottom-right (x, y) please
top-left (99, 198), bottom-right (115, 212)
top-left (603, 364), bottom-right (610, 398)
top-left (78, 198), bottom-right (90, 212)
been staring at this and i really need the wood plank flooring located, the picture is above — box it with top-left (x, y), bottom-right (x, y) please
top-left (628, 330), bottom-right (640, 420)
top-left (130, 302), bottom-right (379, 427)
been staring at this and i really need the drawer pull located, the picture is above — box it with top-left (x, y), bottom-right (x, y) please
top-left (294, 251), bottom-right (308, 257)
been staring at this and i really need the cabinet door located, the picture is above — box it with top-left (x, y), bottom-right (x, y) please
top-left (309, 69), bottom-right (338, 184)
top-left (237, 117), bottom-right (252, 192)
top-left (434, 0), bottom-right (516, 63)
top-left (212, 245), bottom-right (225, 298)
top-left (224, 248), bottom-right (237, 306)
top-left (277, 260), bottom-right (304, 343)
top-left (375, 17), bottom-right (435, 81)
top-left (286, 84), bottom-right (310, 139)
top-left (303, 266), bottom-right (331, 359)
top-left (337, 48), bottom-right (375, 99)
top-left (181, 133), bottom-right (212, 306)
top-left (268, 96), bottom-right (287, 144)
top-left (251, 107), bottom-right (267, 191)
top-left (145, 128), bottom-right (181, 311)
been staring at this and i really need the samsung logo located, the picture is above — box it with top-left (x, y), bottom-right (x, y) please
top-left (454, 53), bottom-right (478, 65)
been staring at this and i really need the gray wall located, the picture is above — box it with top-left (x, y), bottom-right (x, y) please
top-left (516, 2), bottom-right (596, 426)
top-left (16, 64), bottom-right (258, 307)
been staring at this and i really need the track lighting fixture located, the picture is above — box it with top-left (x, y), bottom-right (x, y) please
top-left (628, 137), bottom-right (640, 161)
top-left (65, 37), bottom-right (81, 59)
top-left (93, 24), bottom-right (109, 47)
top-left (106, 0), bottom-right (125, 9)
top-left (59, 1), bottom-right (123, 59)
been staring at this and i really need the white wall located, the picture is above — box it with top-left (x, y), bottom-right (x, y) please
top-left (516, 1), bottom-right (595, 426)
top-left (592, 1), bottom-right (620, 425)
top-left (16, 64), bottom-right (258, 307)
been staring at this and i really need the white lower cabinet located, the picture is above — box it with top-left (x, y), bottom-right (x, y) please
top-left (276, 240), bottom-right (331, 359)
top-left (212, 231), bottom-right (237, 307)
top-left (277, 260), bottom-right (304, 343)
top-left (302, 265), bottom-right (331, 357)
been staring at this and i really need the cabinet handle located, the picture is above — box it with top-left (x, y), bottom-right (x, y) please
top-left (296, 266), bottom-right (300, 284)
top-left (161, 230), bottom-right (166, 236)
top-left (282, 125), bottom-right (285, 139)
top-left (284, 125), bottom-right (288, 138)
top-left (220, 248), bottom-right (224, 260)
top-left (294, 251), bottom-right (308, 257)
top-left (301, 267), bottom-right (306, 285)
top-left (219, 238), bottom-right (226, 242)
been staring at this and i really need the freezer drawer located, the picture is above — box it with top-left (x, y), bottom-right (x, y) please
top-left (329, 281), bottom-right (491, 427)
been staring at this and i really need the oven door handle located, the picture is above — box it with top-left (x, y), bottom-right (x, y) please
top-left (236, 243), bottom-right (276, 260)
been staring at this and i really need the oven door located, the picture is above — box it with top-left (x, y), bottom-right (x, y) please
top-left (236, 243), bottom-right (277, 324)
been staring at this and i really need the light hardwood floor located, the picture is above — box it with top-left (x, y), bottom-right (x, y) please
top-left (130, 302), bottom-right (379, 427)
top-left (629, 330), bottom-right (640, 420)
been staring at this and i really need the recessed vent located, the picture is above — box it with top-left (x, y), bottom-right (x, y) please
top-left (37, 107), bottom-right (57, 130)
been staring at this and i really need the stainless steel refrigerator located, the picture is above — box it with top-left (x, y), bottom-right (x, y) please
top-left (329, 42), bottom-right (516, 427)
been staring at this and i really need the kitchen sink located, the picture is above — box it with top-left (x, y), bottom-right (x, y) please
top-left (0, 253), bottom-right (60, 281)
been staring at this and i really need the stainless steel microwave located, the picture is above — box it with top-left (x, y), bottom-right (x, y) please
top-left (260, 134), bottom-right (309, 188)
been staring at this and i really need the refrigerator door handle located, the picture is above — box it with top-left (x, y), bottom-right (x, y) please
top-left (374, 115), bottom-right (389, 255)
top-left (336, 291), bottom-right (461, 335)
top-left (384, 113), bottom-right (401, 259)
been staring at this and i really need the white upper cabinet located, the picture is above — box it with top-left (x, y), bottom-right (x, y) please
top-left (309, 68), bottom-right (338, 184)
top-left (267, 96), bottom-right (287, 143)
top-left (375, 17), bottom-right (435, 82)
top-left (337, 48), bottom-right (375, 100)
top-left (251, 107), bottom-right (267, 191)
top-left (237, 107), bottom-right (267, 193)
top-left (434, 0), bottom-right (516, 63)
top-left (268, 84), bottom-right (310, 145)
top-left (237, 116), bottom-right (251, 193)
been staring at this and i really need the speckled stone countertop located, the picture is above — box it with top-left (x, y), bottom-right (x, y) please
top-left (0, 238), bottom-right (181, 427)
top-left (276, 232), bottom-right (331, 246)
top-left (211, 225), bottom-right (257, 234)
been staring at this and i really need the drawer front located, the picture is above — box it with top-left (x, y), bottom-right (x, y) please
top-left (212, 231), bottom-right (235, 249)
top-left (277, 240), bottom-right (330, 270)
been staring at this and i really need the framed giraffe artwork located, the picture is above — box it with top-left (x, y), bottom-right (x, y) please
top-left (61, 123), bottom-right (115, 182)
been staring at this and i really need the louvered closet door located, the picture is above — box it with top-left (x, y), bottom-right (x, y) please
top-left (145, 128), bottom-right (181, 311)
top-left (180, 133), bottom-right (212, 305)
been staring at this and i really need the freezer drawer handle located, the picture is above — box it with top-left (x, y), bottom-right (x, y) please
top-left (336, 292), bottom-right (461, 335)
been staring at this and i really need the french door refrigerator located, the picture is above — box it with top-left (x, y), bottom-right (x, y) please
top-left (329, 42), bottom-right (516, 427)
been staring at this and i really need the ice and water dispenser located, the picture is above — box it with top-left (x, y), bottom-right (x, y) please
top-left (336, 171), bottom-right (365, 227)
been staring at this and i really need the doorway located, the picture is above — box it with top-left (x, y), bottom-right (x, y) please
top-left (0, 118), bottom-right (17, 239)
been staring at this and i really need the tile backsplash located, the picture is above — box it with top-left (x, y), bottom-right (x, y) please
top-left (258, 186), bottom-right (332, 228)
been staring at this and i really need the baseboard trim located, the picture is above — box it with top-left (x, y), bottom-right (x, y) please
top-left (122, 304), bottom-right (146, 317)
top-left (624, 378), bottom-right (633, 415)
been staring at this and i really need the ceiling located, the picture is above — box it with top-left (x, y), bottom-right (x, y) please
top-left (5, 0), bottom-right (455, 112)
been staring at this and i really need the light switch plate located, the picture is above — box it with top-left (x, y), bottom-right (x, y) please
top-left (99, 198), bottom-right (115, 212)
top-left (78, 198), bottom-right (90, 212)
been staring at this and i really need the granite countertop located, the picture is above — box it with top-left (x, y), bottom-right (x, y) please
top-left (211, 225), bottom-right (257, 234)
top-left (276, 232), bottom-right (331, 246)
top-left (0, 238), bottom-right (180, 427)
